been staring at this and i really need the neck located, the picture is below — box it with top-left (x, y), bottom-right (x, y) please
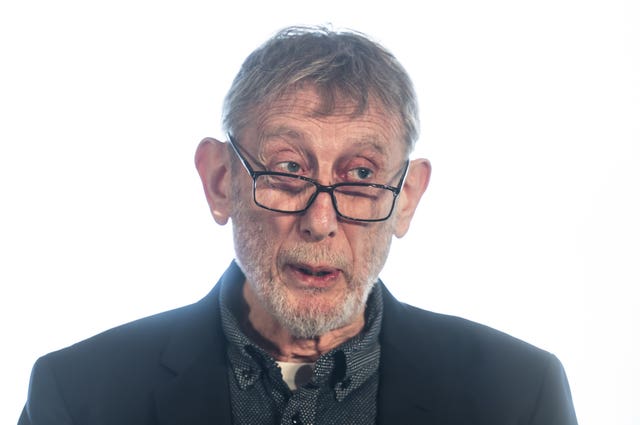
top-left (240, 281), bottom-right (365, 362)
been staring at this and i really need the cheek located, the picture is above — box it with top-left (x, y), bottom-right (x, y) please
top-left (231, 198), bottom-right (295, 261)
top-left (348, 224), bottom-right (394, 277)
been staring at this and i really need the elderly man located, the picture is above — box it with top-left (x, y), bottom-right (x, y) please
top-left (19, 26), bottom-right (578, 425)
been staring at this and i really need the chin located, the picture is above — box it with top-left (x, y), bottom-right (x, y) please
top-left (272, 289), bottom-right (366, 339)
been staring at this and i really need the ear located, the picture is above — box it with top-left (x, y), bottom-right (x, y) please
top-left (195, 137), bottom-right (232, 225)
top-left (393, 158), bottom-right (431, 238)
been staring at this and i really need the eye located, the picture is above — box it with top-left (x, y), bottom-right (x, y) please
top-left (275, 161), bottom-right (302, 174)
top-left (347, 167), bottom-right (374, 181)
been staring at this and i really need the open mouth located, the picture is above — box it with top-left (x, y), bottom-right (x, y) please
top-left (296, 266), bottom-right (334, 277)
top-left (288, 263), bottom-right (341, 282)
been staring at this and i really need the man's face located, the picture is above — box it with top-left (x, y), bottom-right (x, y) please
top-left (230, 87), bottom-right (408, 338)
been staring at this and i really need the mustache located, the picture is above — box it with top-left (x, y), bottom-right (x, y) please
top-left (278, 245), bottom-right (350, 272)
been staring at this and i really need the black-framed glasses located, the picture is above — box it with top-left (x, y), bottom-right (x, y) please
top-left (227, 135), bottom-right (410, 222)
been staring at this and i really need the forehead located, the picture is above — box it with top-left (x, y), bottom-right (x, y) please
top-left (241, 86), bottom-right (407, 157)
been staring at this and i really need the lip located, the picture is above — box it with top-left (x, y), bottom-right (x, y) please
top-left (285, 263), bottom-right (342, 289)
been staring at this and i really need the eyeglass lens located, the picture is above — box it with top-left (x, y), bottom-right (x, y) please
top-left (254, 174), bottom-right (396, 221)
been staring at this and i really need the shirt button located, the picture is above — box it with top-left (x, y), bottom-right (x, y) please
top-left (291, 413), bottom-right (303, 424)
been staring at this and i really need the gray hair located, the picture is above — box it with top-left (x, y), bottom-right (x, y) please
top-left (222, 25), bottom-right (420, 151)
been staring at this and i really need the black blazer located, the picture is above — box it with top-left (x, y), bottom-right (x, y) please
top-left (19, 263), bottom-right (578, 424)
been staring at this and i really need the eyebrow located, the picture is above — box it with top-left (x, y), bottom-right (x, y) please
top-left (261, 126), bottom-right (305, 142)
top-left (344, 135), bottom-right (388, 155)
top-left (261, 126), bottom-right (389, 155)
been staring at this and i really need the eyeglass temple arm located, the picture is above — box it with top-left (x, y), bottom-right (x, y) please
top-left (227, 134), bottom-right (257, 177)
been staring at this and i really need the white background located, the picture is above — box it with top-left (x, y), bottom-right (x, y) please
top-left (1, 1), bottom-right (638, 424)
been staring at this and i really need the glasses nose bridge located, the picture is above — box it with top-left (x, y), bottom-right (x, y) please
top-left (314, 181), bottom-right (335, 195)
top-left (305, 181), bottom-right (339, 213)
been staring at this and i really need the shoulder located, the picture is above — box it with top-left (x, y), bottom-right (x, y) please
top-left (379, 283), bottom-right (565, 399)
top-left (377, 284), bottom-right (578, 424)
top-left (380, 283), bottom-right (549, 362)
top-left (20, 263), bottom-right (244, 424)
top-left (20, 286), bottom-right (224, 424)
top-left (34, 284), bottom-right (222, 393)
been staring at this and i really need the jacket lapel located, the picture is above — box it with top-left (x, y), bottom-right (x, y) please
top-left (154, 350), bottom-right (231, 425)
top-left (377, 284), bottom-right (436, 424)
top-left (153, 267), bottom-right (240, 425)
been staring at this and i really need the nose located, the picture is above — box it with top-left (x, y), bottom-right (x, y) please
top-left (298, 191), bottom-right (338, 241)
